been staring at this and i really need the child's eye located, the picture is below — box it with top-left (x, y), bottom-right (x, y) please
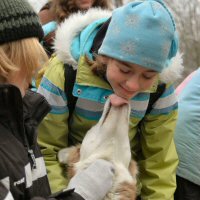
top-left (120, 68), bottom-right (131, 74)
top-left (118, 65), bottom-right (131, 74)
top-left (143, 74), bottom-right (157, 80)
top-left (143, 75), bottom-right (152, 79)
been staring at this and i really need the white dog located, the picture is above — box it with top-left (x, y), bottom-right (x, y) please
top-left (58, 99), bottom-right (138, 200)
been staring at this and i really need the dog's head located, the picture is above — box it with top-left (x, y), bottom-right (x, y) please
top-left (79, 99), bottom-right (131, 168)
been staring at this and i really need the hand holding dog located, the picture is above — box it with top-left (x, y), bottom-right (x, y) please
top-left (67, 159), bottom-right (115, 200)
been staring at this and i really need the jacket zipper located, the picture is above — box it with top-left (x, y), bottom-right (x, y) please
top-left (28, 149), bottom-right (37, 169)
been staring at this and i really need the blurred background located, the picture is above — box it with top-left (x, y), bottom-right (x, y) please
top-left (28, 0), bottom-right (200, 85)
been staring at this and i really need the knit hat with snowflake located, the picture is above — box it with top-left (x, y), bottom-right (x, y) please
top-left (0, 0), bottom-right (43, 45)
top-left (98, 0), bottom-right (179, 72)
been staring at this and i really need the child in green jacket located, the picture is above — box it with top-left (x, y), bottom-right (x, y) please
top-left (37, 0), bottom-right (183, 199)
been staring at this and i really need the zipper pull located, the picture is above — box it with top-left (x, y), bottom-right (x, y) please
top-left (28, 149), bottom-right (37, 169)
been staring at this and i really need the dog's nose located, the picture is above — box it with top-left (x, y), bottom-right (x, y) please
top-left (109, 94), bottom-right (129, 107)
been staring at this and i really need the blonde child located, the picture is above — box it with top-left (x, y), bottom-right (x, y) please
top-left (0, 0), bottom-right (114, 199)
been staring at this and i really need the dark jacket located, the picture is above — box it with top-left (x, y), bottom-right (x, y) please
top-left (0, 84), bottom-right (51, 199)
top-left (0, 84), bottom-right (84, 200)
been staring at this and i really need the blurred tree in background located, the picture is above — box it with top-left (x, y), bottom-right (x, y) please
top-left (165, 0), bottom-right (200, 82)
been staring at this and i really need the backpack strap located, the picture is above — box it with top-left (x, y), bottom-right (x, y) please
top-left (146, 83), bottom-right (166, 114)
top-left (137, 83), bottom-right (166, 136)
top-left (64, 64), bottom-right (77, 122)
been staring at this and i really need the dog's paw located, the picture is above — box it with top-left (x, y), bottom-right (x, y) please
top-left (58, 145), bottom-right (81, 164)
top-left (58, 147), bottom-right (73, 164)
top-left (116, 181), bottom-right (137, 200)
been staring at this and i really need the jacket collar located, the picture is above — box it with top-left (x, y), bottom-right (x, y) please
top-left (0, 84), bottom-right (51, 145)
top-left (0, 84), bottom-right (24, 127)
top-left (23, 89), bottom-right (51, 125)
top-left (54, 8), bottom-right (112, 68)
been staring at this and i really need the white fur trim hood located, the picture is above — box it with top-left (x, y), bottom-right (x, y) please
top-left (54, 8), bottom-right (111, 68)
top-left (54, 8), bottom-right (184, 84)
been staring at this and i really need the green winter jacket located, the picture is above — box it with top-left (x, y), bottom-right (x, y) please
top-left (37, 8), bottom-right (183, 200)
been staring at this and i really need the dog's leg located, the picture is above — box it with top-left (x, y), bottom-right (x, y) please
top-left (112, 160), bottom-right (138, 200)
top-left (129, 160), bottom-right (138, 179)
top-left (58, 145), bottom-right (81, 178)
top-left (116, 181), bottom-right (137, 200)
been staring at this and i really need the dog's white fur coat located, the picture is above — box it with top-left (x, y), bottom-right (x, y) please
top-left (58, 100), bottom-right (137, 199)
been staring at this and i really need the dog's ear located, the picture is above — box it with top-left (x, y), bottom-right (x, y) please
top-left (58, 144), bottom-right (81, 164)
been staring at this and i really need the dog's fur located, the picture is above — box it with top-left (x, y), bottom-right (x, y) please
top-left (58, 100), bottom-right (138, 200)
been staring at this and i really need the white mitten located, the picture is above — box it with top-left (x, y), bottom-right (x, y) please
top-left (67, 159), bottom-right (115, 200)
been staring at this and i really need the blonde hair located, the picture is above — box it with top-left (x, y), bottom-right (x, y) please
top-left (0, 38), bottom-right (48, 83)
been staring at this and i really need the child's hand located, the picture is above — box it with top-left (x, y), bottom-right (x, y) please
top-left (67, 159), bottom-right (115, 200)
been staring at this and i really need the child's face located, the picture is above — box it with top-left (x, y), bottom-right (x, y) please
top-left (75, 0), bottom-right (95, 10)
top-left (106, 59), bottom-right (158, 100)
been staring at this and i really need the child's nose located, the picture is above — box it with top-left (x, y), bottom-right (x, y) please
top-left (125, 76), bottom-right (140, 92)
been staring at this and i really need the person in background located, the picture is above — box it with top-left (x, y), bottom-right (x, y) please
top-left (37, 0), bottom-right (184, 199)
top-left (26, 0), bottom-right (48, 13)
top-left (39, 0), bottom-right (112, 56)
top-left (0, 0), bottom-right (114, 199)
top-left (174, 68), bottom-right (200, 200)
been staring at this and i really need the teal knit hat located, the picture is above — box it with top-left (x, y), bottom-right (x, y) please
top-left (99, 0), bottom-right (179, 72)
top-left (0, 0), bottom-right (43, 45)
